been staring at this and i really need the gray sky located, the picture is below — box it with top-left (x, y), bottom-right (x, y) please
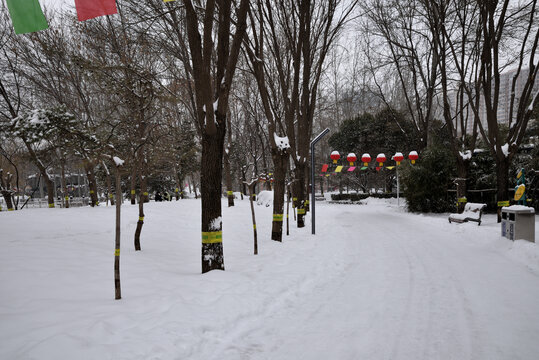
top-left (41, 0), bottom-right (71, 10)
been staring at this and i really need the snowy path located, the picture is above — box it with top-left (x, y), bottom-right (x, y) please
top-left (213, 202), bottom-right (539, 360)
top-left (1, 199), bottom-right (539, 359)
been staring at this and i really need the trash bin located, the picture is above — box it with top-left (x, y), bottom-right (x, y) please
top-left (501, 206), bottom-right (535, 242)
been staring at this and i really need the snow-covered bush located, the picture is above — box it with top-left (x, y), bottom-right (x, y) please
top-left (256, 190), bottom-right (273, 207)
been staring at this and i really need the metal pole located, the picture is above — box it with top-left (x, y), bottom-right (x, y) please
top-left (310, 128), bottom-right (330, 235)
top-left (397, 166), bottom-right (400, 206)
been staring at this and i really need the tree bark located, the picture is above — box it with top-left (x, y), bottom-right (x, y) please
top-left (271, 150), bottom-right (288, 241)
top-left (201, 124), bottom-right (227, 273)
top-left (495, 155), bottom-right (510, 223)
top-left (130, 166), bottom-right (137, 205)
top-left (246, 182), bottom-right (258, 255)
top-left (0, 170), bottom-right (15, 211)
top-left (60, 161), bottom-right (69, 208)
top-left (134, 155), bottom-right (147, 251)
top-left (84, 161), bottom-right (98, 207)
top-left (293, 163), bottom-right (308, 228)
top-left (114, 163), bottom-right (122, 300)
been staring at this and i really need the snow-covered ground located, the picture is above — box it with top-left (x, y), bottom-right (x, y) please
top-left (1, 197), bottom-right (539, 359)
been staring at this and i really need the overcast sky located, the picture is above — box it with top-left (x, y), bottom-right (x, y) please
top-left (41, 0), bottom-right (71, 10)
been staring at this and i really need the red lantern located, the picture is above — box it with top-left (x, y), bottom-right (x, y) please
top-left (347, 153), bottom-right (357, 166)
top-left (409, 151), bottom-right (418, 164)
top-left (393, 152), bottom-right (404, 166)
top-left (361, 153), bottom-right (371, 167)
top-left (330, 151), bottom-right (340, 164)
top-left (376, 153), bottom-right (386, 167)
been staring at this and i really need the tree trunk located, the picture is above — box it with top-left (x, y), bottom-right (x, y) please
top-left (134, 155), bottom-right (147, 251)
top-left (224, 150), bottom-right (234, 207)
top-left (455, 160), bottom-right (469, 213)
top-left (24, 141), bottom-right (55, 208)
top-left (84, 161), bottom-right (98, 207)
top-left (60, 161), bottom-right (69, 208)
top-left (271, 150), bottom-right (288, 241)
top-left (293, 163), bottom-right (307, 228)
top-left (114, 165), bottom-right (122, 300)
top-left (286, 183), bottom-right (291, 236)
top-left (247, 183), bottom-right (258, 255)
top-left (0, 170), bottom-right (15, 211)
top-left (495, 156), bottom-right (510, 223)
top-left (130, 166), bottom-right (137, 205)
top-left (201, 125), bottom-right (226, 273)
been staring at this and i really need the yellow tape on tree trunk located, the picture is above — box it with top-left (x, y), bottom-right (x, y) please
top-left (139, 216), bottom-right (144, 221)
top-left (305, 200), bottom-right (310, 205)
top-left (8, 208), bottom-right (14, 211)
top-left (227, 191), bottom-right (233, 196)
top-left (273, 214), bottom-right (283, 221)
top-left (49, 203), bottom-right (55, 208)
top-left (90, 190), bottom-right (95, 194)
top-left (297, 209), bottom-right (306, 215)
top-left (457, 198), bottom-right (467, 203)
top-left (253, 224), bottom-right (256, 229)
top-left (131, 190), bottom-right (136, 195)
top-left (115, 249), bottom-right (120, 256)
top-left (109, 194), bottom-right (113, 198)
top-left (175, 188), bottom-right (179, 192)
top-left (497, 200), bottom-right (510, 207)
top-left (143, 192), bottom-right (149, 196)
top-left (202, 231), bottom-right (222, 244)
top-left (65, 196), bottom-right (69, 201)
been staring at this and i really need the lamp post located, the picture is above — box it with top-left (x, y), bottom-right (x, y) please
top-left (310, 128), bottom-right (330, 235)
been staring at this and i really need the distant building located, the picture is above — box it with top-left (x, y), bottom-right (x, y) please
top-left (444, 67), bottom-right (538, 135)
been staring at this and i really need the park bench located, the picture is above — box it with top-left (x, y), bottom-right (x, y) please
top-left (448, 203), bottom-right (487, 226)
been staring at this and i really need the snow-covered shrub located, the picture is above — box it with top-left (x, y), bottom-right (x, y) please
top-left (256, 190), bottom-right (273, 207)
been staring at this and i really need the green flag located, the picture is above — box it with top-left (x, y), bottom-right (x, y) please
top-left (6, 0), bottom-right (49, 35)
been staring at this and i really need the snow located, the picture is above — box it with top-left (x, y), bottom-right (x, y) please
top-left (113, 157), bottom-right (124, 167)
top-left (409, 150), bottom-right (418, 157)
top-left (502, 205), bottom-right (535, 213)
top-left (209, 216), bottom-right (222, 231)
top-left (459, 150), bottom-right (472, 160)
top-left (331, 150), bottom-right (340, 156)
top-left (256, 190), bottom-right (273, 207)
top-left (273, 133), bottom-right (290, 151)
top-left (1, 199), bottom-right (539, 359)
top-left (501, 143), bottom-right (510, 157)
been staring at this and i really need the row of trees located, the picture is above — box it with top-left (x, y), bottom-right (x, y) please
top-left (0, 0), bottom-right (360, 274)
top-left (1, 0), bottom-right (537, 278)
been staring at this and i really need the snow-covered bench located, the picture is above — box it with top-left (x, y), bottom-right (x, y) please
top-left (448, 203), bottom-right (487, 226)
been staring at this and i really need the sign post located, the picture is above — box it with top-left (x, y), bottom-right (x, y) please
top-left (310, 128), bottom-right (330, 235)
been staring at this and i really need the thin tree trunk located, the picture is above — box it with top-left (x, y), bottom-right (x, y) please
top-left (0, 170), bottom-right (15, 211)
top-left (130, 166), bottom-right (137, 205)
top-left (114, 164), bottom-right (122, 300)
top-left (286, 183), bottom-right (291, 236)
top-left (455, 160), bottom-right (469, 213)
top-left (134, 155), bottom-right (147, 251)
top-left (293, 163), bottom-right (307, 228)
top-left (247, 182), bottom-right (258, 255)
top-left (224, 151), bottom-right (234, 207)
top-left (84, 160), bottom-right (98, 207)
top-left (103, 162), bottom-right (114, 206)
top-left (495, 156), bottom-right (510, 223)
top-left (60, 161), bottom-right (69, 208)
top-left (271, 151), bottom-right (287, 241)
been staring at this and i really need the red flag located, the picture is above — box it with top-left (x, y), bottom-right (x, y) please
top-left (75, 0), bottom-right (117, 21)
